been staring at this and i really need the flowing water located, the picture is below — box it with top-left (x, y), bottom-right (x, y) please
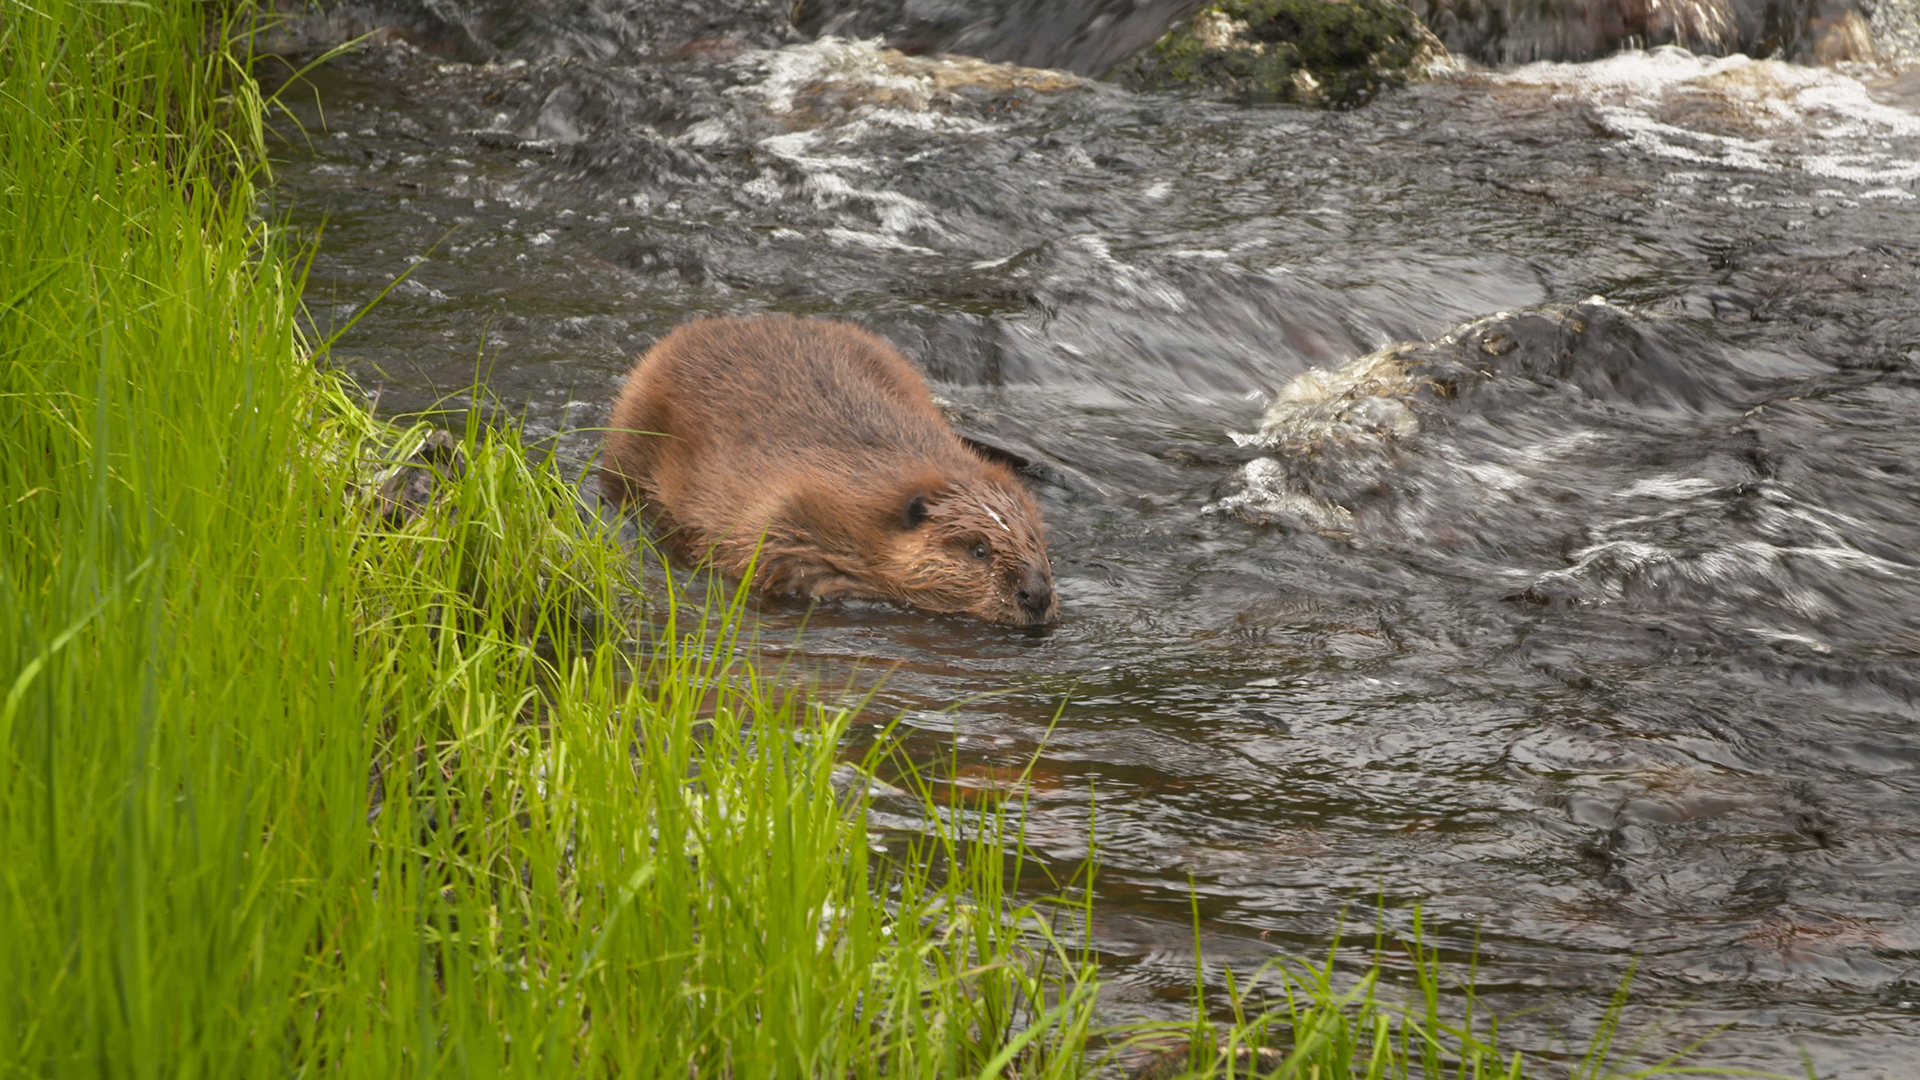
top-left (264, 13), bottom-right (1920, 1074)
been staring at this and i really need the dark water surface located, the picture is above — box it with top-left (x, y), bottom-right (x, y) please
top-left (267, 23), bottom-right (1920, 1076)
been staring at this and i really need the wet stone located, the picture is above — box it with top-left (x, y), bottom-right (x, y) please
top-left (1112, 0), bottom-right (1447, 106)
top-left (374, 429), bottom-right (465, 525)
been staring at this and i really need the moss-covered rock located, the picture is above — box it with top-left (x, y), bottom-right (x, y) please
top-left (1111, 0), bottom-right (1446, 107)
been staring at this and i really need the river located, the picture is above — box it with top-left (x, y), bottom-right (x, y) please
top-left (262, 9), bottom-right (1920, 1074)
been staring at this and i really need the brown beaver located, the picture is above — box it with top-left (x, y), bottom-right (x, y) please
top-left (602, 315), bottom-right (1057, 627)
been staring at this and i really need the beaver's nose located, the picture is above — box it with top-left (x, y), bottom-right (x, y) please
top-left (1016, 572), bottom-right (1054, 621)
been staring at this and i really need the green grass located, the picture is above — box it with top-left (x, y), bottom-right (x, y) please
top-left (0, 3), bottom-right (1093, 1075)
top-left (0, 1), bottom-right (1760, 1077)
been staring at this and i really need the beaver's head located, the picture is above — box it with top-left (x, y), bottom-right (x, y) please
top-left (768, 462), bottom-right (1056, 626)
top-left (874, 470), bottom-right (1057, 627)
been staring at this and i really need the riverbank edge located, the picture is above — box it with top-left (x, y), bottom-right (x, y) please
top-left (2, 1), bottom-right (1111, 1074)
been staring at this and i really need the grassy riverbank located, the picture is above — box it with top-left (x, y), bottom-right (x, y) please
top-left (1, 2), bottom-right (1736, 1077)
top-left (0, 2), bottom-right (1092, 1075)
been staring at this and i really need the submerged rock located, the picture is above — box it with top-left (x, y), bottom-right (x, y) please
top-left (1208, 298), bottom-right (1784, 542)
top-left (1110, 0), bottom-right (1448, 106)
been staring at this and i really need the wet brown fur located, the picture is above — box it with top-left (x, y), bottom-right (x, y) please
top-left (602, 315), bottom-right (1057, 626)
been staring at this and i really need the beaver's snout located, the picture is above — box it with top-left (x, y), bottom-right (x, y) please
top-left (1017, 566), bottom-right (1056, 625)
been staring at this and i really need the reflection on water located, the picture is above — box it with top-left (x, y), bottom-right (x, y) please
top-left (267, 21), bottom-right (1920, 1076)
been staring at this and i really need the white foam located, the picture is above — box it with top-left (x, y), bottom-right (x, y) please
top-left (680, 118), bottom-right (731, 147)
top-left (756, 131), bottom-right (869, 173)
top-left (1618, 475), bottom-right (1724, 499)
top-left (736, 37), bottom-right (1058, 137)
top-left (802, 172), bottom-right (949, 238)
top-left (1593, 106), bottom-right (1779, 170)
top-left (1493, 48), bottom-right (1920, 189)
top-left (1500, 47), bottom-right (1756, 94)
top-left (714, 39), bottom-right (1052, 247)
top-left (1205, 457), bottom-right (1356, 534)
top-left (1801, 153), bottom-right (1920, 183)
top-left (822, 227), bottom-right (939, 255)
top-left (739, 168), bottom-right (783, 202)
top-left (1454, 459), bottom-right (1531, 493)
top-left (1063, 235), bottom-right (1190, 311)
top-left (748, 37), bottom-right (936, 117)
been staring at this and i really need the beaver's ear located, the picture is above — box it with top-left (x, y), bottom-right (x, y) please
top-left (901, 493), bottom-right (931, 530)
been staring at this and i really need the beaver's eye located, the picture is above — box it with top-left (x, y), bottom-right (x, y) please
top-left (969, 540), bottom-right (991, 561)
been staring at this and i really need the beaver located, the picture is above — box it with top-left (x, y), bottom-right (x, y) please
top-left (602, 315), bottom-right (1057, 627)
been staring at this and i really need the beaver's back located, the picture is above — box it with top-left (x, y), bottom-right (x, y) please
top-left (661, 317), bottom-right (948, 451)
top-left (603, 314), bottom-right (975, 521)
